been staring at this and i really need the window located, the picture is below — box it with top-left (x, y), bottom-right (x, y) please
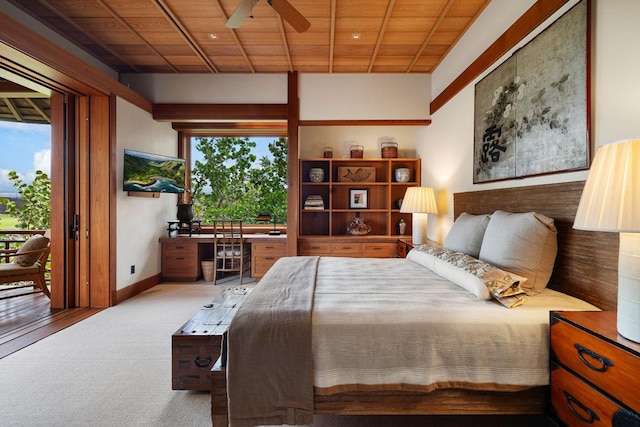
top-left (189, 136), bottom-right (287, 224)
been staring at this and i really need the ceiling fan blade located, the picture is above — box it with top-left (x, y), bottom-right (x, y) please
top-left (268, 0), bottom-right (311, 33)
top-left (225, 0), bottom-right (255, 29)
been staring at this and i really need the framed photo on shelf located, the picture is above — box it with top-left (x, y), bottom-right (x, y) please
top-left (349, 188), bottom-right (368, 209)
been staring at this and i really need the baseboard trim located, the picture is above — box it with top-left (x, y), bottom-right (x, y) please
top-left (115, 273), bottom-right (161, 305)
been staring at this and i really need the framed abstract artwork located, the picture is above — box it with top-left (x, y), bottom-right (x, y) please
top-left (349, 188), bottom-right (368, 209)
top-left (473, 0), bottom-right (589, 183)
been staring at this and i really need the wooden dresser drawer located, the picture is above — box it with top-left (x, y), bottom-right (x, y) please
top-left (362, 242), bottom-right (395, 258)
top-left (551, 316), bottom-right (640, 412)
top-left (330, 242), bottom-right (362, 256)
top-left (551, 363), bottom-right (629, 426)
top-left (298, 241), bottom-right (331, 255)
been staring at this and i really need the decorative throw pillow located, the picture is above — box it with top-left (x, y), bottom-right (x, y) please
top-left (443, 212), bottom-right (491, 258)
top-left (478, 210), bottom-right (558, 295)
top-left (12, 234), bottom-right (50, 267)
top-left (408, 246), bottom-right (528, 308)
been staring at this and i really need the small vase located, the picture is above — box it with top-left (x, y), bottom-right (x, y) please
top-left (398, 219), bottom-right (407, 235)
top-left (177, 203), bottom-right (194, 222)
top-left (309, 168), bottom-right (324, 182)
top-left (395, 168), bottom-right (410, 183)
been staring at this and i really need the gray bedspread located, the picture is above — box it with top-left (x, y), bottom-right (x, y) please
top-left (226, 256), bottom-right (319, 427)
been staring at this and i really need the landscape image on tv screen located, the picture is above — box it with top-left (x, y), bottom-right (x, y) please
top-left (123, 149), bottom-right (186, 194)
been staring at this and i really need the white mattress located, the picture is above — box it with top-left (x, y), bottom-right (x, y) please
top-left (311, 256), bottom-right (599, 392)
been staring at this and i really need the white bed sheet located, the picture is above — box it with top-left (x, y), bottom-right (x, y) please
top-left (311, 256), bottom-right (599, 392)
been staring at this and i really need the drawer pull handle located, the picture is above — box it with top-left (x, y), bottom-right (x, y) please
top-left (574, 343), bottom-right (614, 372)
top-left (563, 390), bottom-right (600, 424)
top-left (194, 356), bottom-right (212, 368)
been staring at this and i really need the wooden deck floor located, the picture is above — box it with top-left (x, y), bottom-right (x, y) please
top-left (0, 287), bottom-right (102, 359)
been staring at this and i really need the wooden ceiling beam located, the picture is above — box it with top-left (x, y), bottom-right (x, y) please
top-left (95, 0), bottom-right (178, 73)
top-left (329, 0), bottom-right (336, 73)
top-left (38, 0), bottom-right (140, 73)
top-left (406, 0), bottom-right (454, 73)
top-left (430, 0), bottom-right (568, 114)
top-left (152, 103), bottom-right (288, 121)
top-left (26, 98), bottom-right (51, 123)
top-left (277, 16), bottom-right (294, 72)
top-left (213, 0), bottom-right (256, 73)
top-left (2, 97), bottom-right (22, 121)
top-left (152, 0), bottom-right (219, 73)
top-left (368, 0), bottom-right (396, 73)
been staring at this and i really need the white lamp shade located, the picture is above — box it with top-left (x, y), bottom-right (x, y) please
top-left (574, 139), bottom-right (640, 343)
top-left (400, 187), bottom-right (438, 245)
top-left (400, 187), bottom-right (438, 214)
top-left (574, 139), bottom-right (640, 232)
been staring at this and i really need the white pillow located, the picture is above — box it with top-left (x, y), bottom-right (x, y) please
top-left (443, 212), bottom-right (491, 258)
top-left (479, 210), bottom-right (558, 295)
top-left (408, 246), bottom-right (528, 308)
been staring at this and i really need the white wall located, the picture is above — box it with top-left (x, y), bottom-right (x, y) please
top-left (299, 74), bottom-right (430, 121)
top-left (420, 0), bottom-right (640, 242)
top-left (120, 73), bottom-right (288, 104)
top-left (116, 98), bottom-right (177, 290)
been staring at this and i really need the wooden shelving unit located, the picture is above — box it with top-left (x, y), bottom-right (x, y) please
top-left (298, 158), bottom-right (420, 256)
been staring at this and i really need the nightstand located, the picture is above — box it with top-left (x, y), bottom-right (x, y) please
top-left (396, 239), bottom-right (413, 258)
top-left (549, 311), bottom-right (640, 426)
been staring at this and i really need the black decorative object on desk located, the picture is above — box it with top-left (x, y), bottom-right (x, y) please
top-left (177, 203), bottom-right (194, 222)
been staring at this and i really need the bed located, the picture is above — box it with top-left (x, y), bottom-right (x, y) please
top-left (211, 181), bottom-right (619, 426)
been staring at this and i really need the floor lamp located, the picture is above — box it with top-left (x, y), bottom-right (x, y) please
top-left (400, 187), bottom-right (438, 245)
top-left (573, 139), bottom-right (640, 343)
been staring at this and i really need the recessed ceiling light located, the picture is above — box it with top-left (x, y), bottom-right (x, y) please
top-left (209, 33), bottom-right (218, 39)
top-left (352, 33), bottom-right (361, 40)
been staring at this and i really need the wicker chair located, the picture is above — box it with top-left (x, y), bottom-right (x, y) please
top-left (0, 232), bottom-right (51, 298)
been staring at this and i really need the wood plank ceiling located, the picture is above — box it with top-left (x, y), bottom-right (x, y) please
top-left (6, 0), bottom-right (490, 74)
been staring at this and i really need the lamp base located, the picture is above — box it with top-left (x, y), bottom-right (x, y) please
top-left (412, 213), bottom-right (429, 245)
top-left (617, 233), bottom-right (640, 343)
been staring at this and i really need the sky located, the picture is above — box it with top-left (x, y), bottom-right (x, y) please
top-left (0, 125), bottom-right (276, 197)
top-left (0, 121), bottom-right (51, 196)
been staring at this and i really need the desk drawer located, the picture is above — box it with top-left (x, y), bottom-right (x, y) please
top-left (253, 242), bottom-right (286, 256)
top-left (551, 317), bottom-right (640, 412)
top-left (253, 256), bottom-right (283, 277)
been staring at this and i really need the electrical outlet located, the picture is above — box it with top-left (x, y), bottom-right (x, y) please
top-left (130, 265), bottom-right (135, 274)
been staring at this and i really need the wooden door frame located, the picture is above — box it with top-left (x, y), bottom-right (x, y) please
top-left (1, 12), bottom-right (130, 308)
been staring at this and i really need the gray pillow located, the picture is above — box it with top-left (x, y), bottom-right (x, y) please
top-left (443, 212), bottom-right (491, 258)
top-left (479, 210), bottom-right (557, 295)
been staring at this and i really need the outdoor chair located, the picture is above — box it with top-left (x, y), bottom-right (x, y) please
top-left (0, 231), bottom-right (51, 298)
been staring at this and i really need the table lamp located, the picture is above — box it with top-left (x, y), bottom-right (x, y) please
top-left (573, 139), bottom-right (640, 343)
top-left (400, 187), bottom-right (438, 245)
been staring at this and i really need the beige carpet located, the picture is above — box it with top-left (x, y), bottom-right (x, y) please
top-left (0, 277), bottom-right (544, 427)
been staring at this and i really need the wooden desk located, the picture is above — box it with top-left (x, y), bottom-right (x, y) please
top-left (160, 234), bottom-right (287, 281)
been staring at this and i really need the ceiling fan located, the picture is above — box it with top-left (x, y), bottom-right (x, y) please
top-left (225, 0), bottom-right (311, 33)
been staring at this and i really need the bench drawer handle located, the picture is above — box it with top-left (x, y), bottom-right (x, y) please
top-left (194, 356), bottom-right (212, 368)
top-left (574, 343), bottom-right (613, 372)
top-left (564, 390), bottom-right (600, 424)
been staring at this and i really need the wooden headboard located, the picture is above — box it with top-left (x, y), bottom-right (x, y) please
top-left (454, 181), bottom-right (618, 311)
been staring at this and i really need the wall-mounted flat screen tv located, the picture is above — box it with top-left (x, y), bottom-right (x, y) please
top-left (123, 149), bottom-right (186, 194)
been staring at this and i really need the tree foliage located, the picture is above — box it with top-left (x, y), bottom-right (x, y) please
top-left (191, 137), bottom-right (288, 224)
top-left (0, 170), bottom-right (51, 230)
